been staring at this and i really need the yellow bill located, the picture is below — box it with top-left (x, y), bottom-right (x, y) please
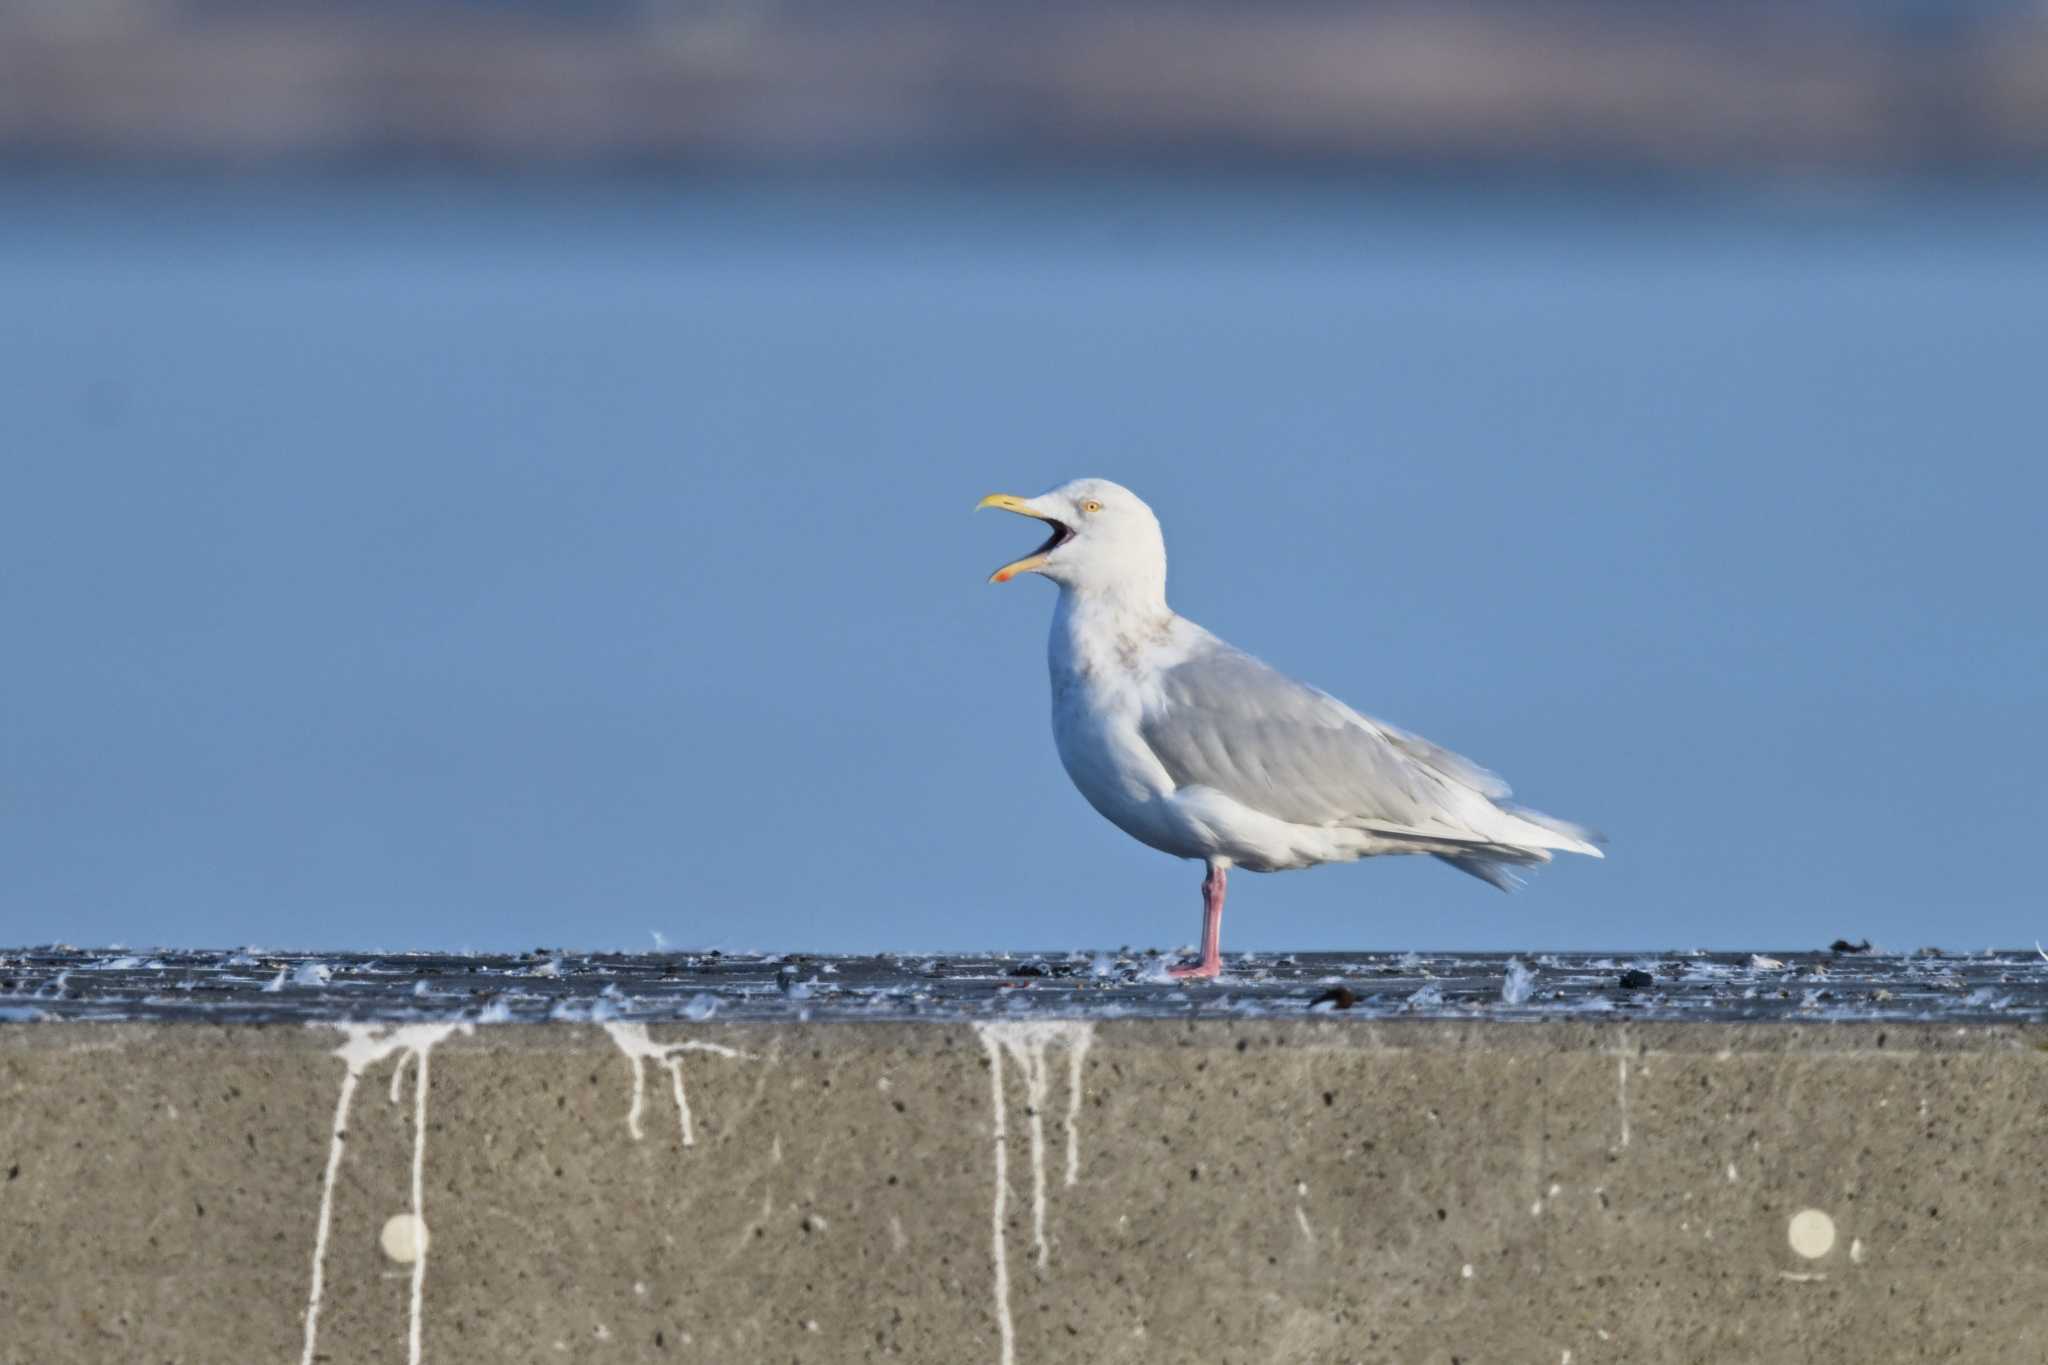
top-left (976, 493), bottom-right (1071, 583)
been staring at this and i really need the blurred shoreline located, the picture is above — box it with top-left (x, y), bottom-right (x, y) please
top-left (5, 1), bottom-right (2048, 172)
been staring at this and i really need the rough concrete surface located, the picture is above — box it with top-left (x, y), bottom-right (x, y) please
top-left (3, 1019), bottom-right (2045, 1364)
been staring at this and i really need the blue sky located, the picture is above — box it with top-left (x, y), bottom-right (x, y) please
top-left (2, 177), bottom-right (2042, 953)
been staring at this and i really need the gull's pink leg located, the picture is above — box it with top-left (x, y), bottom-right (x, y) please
top-left (1169, 860), bottom-right (1227, 980)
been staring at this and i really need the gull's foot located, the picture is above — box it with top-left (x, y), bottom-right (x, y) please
top-left (1167, 959), bottom-right (1222, 981)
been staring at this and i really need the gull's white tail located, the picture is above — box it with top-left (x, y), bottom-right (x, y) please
top-left (1435, 802), bottom-right (1605, 890)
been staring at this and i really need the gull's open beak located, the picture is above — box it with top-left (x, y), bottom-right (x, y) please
top-left (976, 493), bottom-right (1072, 584)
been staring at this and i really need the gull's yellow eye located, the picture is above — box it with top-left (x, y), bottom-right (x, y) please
top-left (1082, 499), bottom-right (1103, 514)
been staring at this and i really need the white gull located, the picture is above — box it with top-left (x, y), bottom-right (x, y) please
top-left (977, 478), bottom-right (1603, 979)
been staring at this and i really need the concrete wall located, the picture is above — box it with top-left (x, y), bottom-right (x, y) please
top-left (3, 1019), bottom-right (2044, 1363)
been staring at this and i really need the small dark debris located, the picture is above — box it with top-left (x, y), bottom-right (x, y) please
top-left (1310, 985), bottom-right (1358, 1010)
top-left (6, 1163), bottom-right (18, 1181)
top-left (1617, 969), bottom-right (1656, 990)
top-left (1831, 939), bottom-right (1874, 955)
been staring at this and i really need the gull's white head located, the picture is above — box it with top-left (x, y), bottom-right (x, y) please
top-left (976, 478), bottom-right (1166, 599)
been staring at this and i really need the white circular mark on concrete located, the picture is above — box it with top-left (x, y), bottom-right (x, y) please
top-left (1787, 1209), bottom-right (1836, 1260)
top-left (380, 1212), bottom-right (430, 1264)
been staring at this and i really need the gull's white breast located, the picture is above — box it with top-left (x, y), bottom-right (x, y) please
top-left (1046, 603), bottom-right (1188, 858)
top-left (1045, 597), bottom-right (1380, 871)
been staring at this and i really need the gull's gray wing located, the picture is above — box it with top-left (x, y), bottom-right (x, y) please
top-left (1137, 642), bottom-right (1510, 839)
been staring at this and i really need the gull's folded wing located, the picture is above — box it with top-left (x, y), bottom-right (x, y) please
top-left (1136, 642), bottom-right (1532, 847)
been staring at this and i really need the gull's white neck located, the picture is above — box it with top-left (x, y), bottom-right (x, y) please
top-left (1048, 580), bottom-right (1178, 688)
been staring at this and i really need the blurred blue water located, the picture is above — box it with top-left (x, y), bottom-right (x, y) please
top-left (2, 174), bottom-right (2042, 953)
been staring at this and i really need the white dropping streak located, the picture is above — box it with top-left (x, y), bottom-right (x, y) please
top-left (393, 1044), bottom-right (435, 1363)
top-left (299, 1021), bottom-right (472, 1365)
top-left (973, 1021), bottom-right (1095, 1365)
top-left (299, 1057), bottom-right (363, 1365)
top-left (978, 1026), bottom-right (1015, 1365)
top-left (1017, 1043), bottom-right (1051, 1266)
top-left (601, 1022), bottom-right (744, 1146)
top-left (1062, 1027), bottom-right (1093, 1188)
top-left (1615, 1055), bottom-right (1631, 1149)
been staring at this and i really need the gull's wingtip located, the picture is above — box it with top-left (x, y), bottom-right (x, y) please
top-left (1500, 801), bottom-right (1606, 858)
